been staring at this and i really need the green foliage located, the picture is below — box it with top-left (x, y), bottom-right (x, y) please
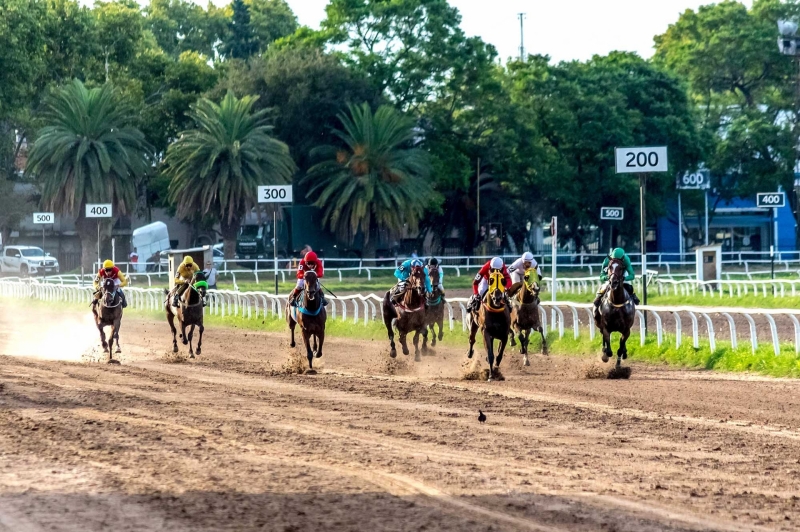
top-left (26, 79), bottom-right (151, 217)
top-left (245, 0), bottom-right (297, 52)
top-left (164, 92), bottom-right (295, 255)
top-left (145, 0), bottom-right (225, 59)
top-left (0, 0), bottom-right (47, 118)
top-left (220, 0), bottom-right (257, 59)
top-left (305, 103), bottom-right (436, 246)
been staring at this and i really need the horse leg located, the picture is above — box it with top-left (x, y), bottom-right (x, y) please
top-left (196, 323), bottom-right (204, 356)
top-left (187, 324), bottom-right (195, 359)
top-left (483, 331), bottom-right (495, 381)
top-left (509, 323), bottom-right (517, 347)
top-left (429, 323), bottom-right (436, 347)
top-left (316, 332), bottom-right (325, 359)
top-left (181, 319), bottom-right (189, 345)
top-left (467, 317), bottom-right (479, 359)
top-left (539, 327), bottom-right (548, 356)
top-left (617, 327), bottom-right (630, 368)
top-left (107, 323), bottom-right (115, 362)
top-left (437, 316), bottom-right (444, 341)
top-left (288, 317), bottom-right (297, 348)
top-left (420, 323), bottom-right (429, 355)
top-left (312, 333), bottom-right (318, 355)
top-left (496, 334), bottom-right (509, 371)
top-left (384, 308), bottom-right (397, 358)
top-left (166, 312), bottom-right (178, 353)
top-left (114, 318), bottom-right (122, 354)
top-left (521, 328), bottom-right (530, 366)
top-left (98, 324), bottom-right (108, 353)
top-left (302, 329), bottom-right (313, 370)
top-left (399, 330), bottom-right (410, 356)
top-left (601, 328), bottom-right (612, 363)
top-left (413, 329), bottom-right (422, 361)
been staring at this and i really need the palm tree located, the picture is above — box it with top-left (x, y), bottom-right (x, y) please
top-left (26, 79), bottom-right (151, 270)
top-left (165, 92), bottom-right (295, 258)
top-left (305, 103), bottom-right (434, 257)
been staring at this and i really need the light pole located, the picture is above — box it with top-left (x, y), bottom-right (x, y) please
top-left (778, 19), bottom-right (800, 241)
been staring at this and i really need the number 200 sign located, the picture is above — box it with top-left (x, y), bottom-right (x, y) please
top-left (615, 146), bottom-right (668, 174)
top-left (258, 185), bottom-right (293, 203)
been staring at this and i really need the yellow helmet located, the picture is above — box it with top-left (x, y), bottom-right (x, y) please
top-left (182, 256), bottom-right (194, 265)
top-left (103, 260), bottom-right (114, 269)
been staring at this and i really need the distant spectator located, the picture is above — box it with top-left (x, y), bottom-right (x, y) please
top-left (411, 249), bottom-right (419, 259)
top-left (203, 260), bottom-right (218, 290)
top-left (301, 244), bottom-right (313, 255)
top-left (129, 249), bottom-right (138, 264)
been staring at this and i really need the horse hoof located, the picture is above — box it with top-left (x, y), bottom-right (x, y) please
top-left (415, 353), bottom-right (421, 362)
top-left (182, 340), bottom-right (188, 346)
top-left (196, 349), bottom-right (201, 356)
top-left (173, 346), bottom-right (178, 353)
top-left (467, 351), bottom-right (473, 359)
top-left (601, 354), bottom-right (610, 363)
top-left (315, 352), bottom-right (322, 358)
top-left (390, 349), bottom-right (397, 359)
top-left (115, 348), bottom-right (121, 354)
top-left (622, 352), bottom-right (628, 360)
top-left (290, 341), bottom-right (296, 348)
top-left (438, 334), bottom-right (443, 341)
top-left (523, 357), bottom-right (530, 367)
top-left (107, 359), bottom-right (121, 365)
top-left (305, 369), bottom-right (317, 375)
top-left (189, 354), bottom-right (195, 359)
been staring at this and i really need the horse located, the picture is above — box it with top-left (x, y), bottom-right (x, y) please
top-left (467, 270), bottom-right (511, 381)
top-left (382, 265), bottom-right (429, 361)
top-left (164, 271), bottom-right (207, 358)
top-left (287, 270), bottom-right (327, 372)
top-left (508, 268), bottom-right (547, 365)
top-left (595, 258), bottom-right (636, 368)
top-left (423, 268), bottom-right (445, 348)
top-left (91, 277), bottom-right (123, 364)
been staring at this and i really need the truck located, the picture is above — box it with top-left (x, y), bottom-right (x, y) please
top-left (0, 245), bottom-right (60, 276)
top-left (131, 222), bottom-right (171, 272)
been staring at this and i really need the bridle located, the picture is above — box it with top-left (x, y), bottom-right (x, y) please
top-left (427, 268), bottom-right (442, 305)
top-left (607, 259), bottom-right (630, 307)
top-left (101, 279), bottom-right (121, 309)
top-left (399, 267), bottom-right (426, 312)
top-left (483, 270), bottom-right (506, 312)
top-left (517, 268), bottom-right (539, 305)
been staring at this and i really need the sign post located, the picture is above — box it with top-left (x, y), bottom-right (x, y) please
top-left (550, 216), bottom-right (557, 328)
top-left (85, 204), bottom-right (112, 268)
top-left (615, 146), bottom-right (669, 334)
top-left (756, 192), bottom-right (786, 283)
top-left (676, 170), bottom-right (711, 254)
top-left (32, 212), bottom-right (55, 256)
top-left (600, 207), bottom-right (624, 252)
top-left (258, 185), bottom-right (293, 295)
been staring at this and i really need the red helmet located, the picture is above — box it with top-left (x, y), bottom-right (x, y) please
top-left (304, 251), bottom-right (318, 264)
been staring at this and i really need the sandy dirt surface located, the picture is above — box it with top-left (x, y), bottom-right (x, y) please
top-left (1, 305), bottom-right (800, 531)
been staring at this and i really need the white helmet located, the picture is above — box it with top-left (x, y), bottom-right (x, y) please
top-left (490, 257), bottom-right (503, 269)
top-left (522, 252), bottom-right (534, 262)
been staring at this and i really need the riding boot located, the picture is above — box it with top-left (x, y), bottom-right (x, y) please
top-left (288, 288), bottom-right (300, 307)
top-left (624, 285), bottom-right (641, 305)
top-left (391, 282), bottom-right (406, 305)
top-left (120, 289), bottom-right (128, 309)
top-left (467, 294), bottom-right (480, 312)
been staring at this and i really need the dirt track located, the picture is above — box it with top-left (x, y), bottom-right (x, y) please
top-left (1, 305), bottom-right (800, 531)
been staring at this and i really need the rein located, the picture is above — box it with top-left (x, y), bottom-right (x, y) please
top-left (606, 261), bottom-right (631, 308)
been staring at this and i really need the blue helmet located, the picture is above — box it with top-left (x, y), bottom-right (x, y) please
top-left (411, 259), bottom-right (424, 268)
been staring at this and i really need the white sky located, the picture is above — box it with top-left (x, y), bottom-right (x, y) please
top-left (282, 0), bottom-right (754, 63)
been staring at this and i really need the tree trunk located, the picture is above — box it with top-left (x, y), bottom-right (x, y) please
top-left (76, 217), bottom-right (100, 272)
top-left (361, 226), bottom-right (378, 259)
top-left (220, 217), bottom-right (240, 260)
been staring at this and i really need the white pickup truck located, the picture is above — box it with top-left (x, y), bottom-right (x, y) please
top-left (0, 246), bottom-right (60, 276)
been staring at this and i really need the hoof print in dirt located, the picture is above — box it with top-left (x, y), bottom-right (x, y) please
top-left (107, 359), bottom-right (121, 365)
top-left (581, 362), bottom-right (631, 380)
top-left (607, 366), bottom-right (632, 380)
top-left (304, 369), bottom-right (318, 376)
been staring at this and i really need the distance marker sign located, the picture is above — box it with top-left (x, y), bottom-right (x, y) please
top-left (258, 185), bottom-right (292, 203)
top-left (32, 213), bottom-right (55, 224)
top-left (614, 146), bottom-right (668, 174)
top-left (756, 192), bottom-right (786, 209)
top-left (600, 207), bottom-right (624, 221)
top-left (85, 204), bottom-right (112, 218)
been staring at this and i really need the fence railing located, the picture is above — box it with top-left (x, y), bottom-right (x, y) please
top-left (3, 279), bottom-right (800, 356)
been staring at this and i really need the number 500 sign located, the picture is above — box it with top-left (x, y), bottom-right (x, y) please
top-left (615, 146), bottom-right (668, 174)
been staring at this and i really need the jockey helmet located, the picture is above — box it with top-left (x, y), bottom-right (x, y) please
top-left (103, 259), bottom-right (114, 269)
top-left (183, 256), bottom-right (194, 265)
top-left (490, 257), bottom-right (503, 270)
top-left (411, 259), bottom-right (424, 269)
top-left (611, 248), bottom-right (625, 260)
top-left (304, 251), bottom-right (318, 264)
top-left (427, 257), bottom-right (439, 267)
top-left (521, 252), bottom-right (534, 262)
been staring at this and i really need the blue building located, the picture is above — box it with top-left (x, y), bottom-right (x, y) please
top-left (656, 193), bottom-right (796, 260)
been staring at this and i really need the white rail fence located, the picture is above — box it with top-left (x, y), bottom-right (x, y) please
top-left (2, 279), bottom-right (799, 356)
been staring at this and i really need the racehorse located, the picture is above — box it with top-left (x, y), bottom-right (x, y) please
top-left (508, 268), bottom-right (547, 365)
top-left (595, 258), bottom-right (636, 368)
top-left (287, 270), bottom-right (327, 372)
top-left (467, 270), bottom-right (511, 381)
top-left (423, 268), bottom-right (445, 348)
top-left (164, 271), bottom-right (207, 358)
top-left (91, 277), bottom-right (123, 364)
top-left (382, 265), bottom-right (429, 360)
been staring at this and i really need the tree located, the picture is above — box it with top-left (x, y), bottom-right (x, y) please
top-left (654, 0), bottom-right (799, 209)
top-left (304, 102), bottom-right (436, 256)
top-left (245, 0), bottom-right (297, 52)
top-left (145, 0), bottom-right (225, 59)
top-left (93, 0), bottom-right (145, 82)
top-left (321, 0), bottom-right (476, 110)
top-left (506, 53), bottom-right (704, 249)
top-left (164, 92), bottom-right (295, 258)
top-left (220, 0), bottom-right (257, 59)
top-left (26, 80), bottom-right (152, 269)
top-left (0, 0), bottom-right (47, 118)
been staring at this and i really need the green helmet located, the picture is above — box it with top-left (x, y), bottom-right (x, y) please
top-left (611, 248), bottom-right (625, 260)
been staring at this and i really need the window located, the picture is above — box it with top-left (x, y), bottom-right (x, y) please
top-left (5, 248), bottom-right (17, 257)
top-left (20, 248), bottom-right (44, 257)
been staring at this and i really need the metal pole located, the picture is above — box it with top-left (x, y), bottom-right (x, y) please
top-left (476, 157), bottom-right (480, 236)
top-left (96, 221), bottom-right (100, 265)
top-left (551, 216), bottom-right (557, 303)
top-left (678, 192), bottom-right (683, 263)
top-left (42, 226), bottom-right (45, 255)
top-left (274, 210), bottom-right (278, 295)
top-left (639, 174), bottom-right (648, 334)
top-left (704, 189), bottom-right (709, 246)
top-left (111, 237), bottom-right (115, 264)
top-left (518, 13), bottom-right (526, 60)
top-left (771, 207), bottom-right (776, 282)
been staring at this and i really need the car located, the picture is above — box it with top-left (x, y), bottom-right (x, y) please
top-left (0, 246), bottom-right (60, 276)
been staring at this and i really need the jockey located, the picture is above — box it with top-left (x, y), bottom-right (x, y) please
top-left (467, 257), bottom-right (511, 311)
top-left (390, 258), bottom-right (432, 304)
top-left (426, 257), bottom-right (445, 296)
top-left (593, 247), bottom-right (640, 307)
top-left (173, 255), bottom-right (200, 307)
top-left (508, 251), bottom-right (541, 284)
top-left (94, 259), bottom-right (128, 308)
top-left (288, 251), bottom-right (327, 307)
